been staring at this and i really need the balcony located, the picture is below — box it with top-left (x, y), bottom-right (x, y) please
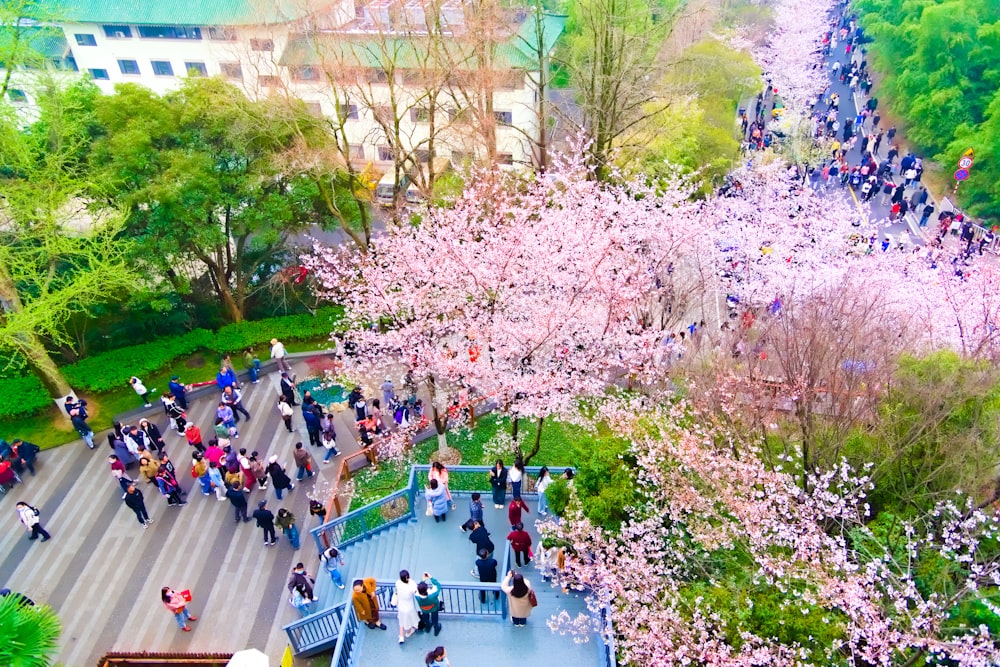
top-left (285, 465), bottom-right (613, 666)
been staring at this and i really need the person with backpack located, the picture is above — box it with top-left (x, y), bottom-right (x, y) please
top-left (15, 501), bottom-right (50, 542)
top-left (320, 546), bottom-right (346, 589)
top-left (277, 395), bottom-right (295, 433)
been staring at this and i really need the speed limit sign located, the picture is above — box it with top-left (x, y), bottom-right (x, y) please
top-left (959, 156), bottom-right (973, 169)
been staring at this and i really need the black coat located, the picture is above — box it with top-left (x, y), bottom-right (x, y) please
top-left (226, 487), bottom-right (248, 507)
top-left (124, 488), bottom-right (146, 511)
top-left (470, 526), bottom-right (495, 554)
top-left (267, 462), bottom-right (292, 489)
top-left (476, 557), bottom-right (498, 582)
top-left (253, 508), bottom-right (275, 529)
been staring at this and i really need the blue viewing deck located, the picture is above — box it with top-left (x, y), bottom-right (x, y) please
top-left (284, 465), bottom-right (613, 667)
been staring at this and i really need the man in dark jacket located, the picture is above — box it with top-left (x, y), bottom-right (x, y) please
top-left (266, 456), bottom-right (294, 500)
top-left (252, 500), bottom-right (277, 545)
top-left (10, 439), bottom-right (39, 476)
top-left (123, 484), bottom-right (152, 528)
top-left (168, 376), bottom-right (188, 410)
top-left (279, 372), bottom-right (297, 406)
top-left (226, 483), bottom-right (250, 523)
top-left (468, 521), bottom-right (494, 558)
top-left (288, 563), bottom-right (316, 600)
top-left (302, 400), bottom-right (323, 447)
top-left (475, 549), bottom-right (500, 603)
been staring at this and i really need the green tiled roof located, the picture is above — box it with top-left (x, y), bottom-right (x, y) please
top-left (281, 12), bottom-right (566, 71)
top-left (49, 0), bottom-right (315, 26)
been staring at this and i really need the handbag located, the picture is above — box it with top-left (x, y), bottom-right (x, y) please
top-left (528, 590), bottom-right (538, 608)
top-left (180, 589), bottom-right (193, 602)
top-left (425, 501), bottom-right (433, 517)
top-left (390, 593), bottom-right (398, 607)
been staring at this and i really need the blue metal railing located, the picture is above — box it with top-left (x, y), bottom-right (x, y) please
top-left (329, 603), bottom-right (360, 667)
top-left (372, 576), bottom-right (508, 620)
top-left (312, 488), bottom-right (414, 553)
top-left (283, 602), bottom-right (348, 657)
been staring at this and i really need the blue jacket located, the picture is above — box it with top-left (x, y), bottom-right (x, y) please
top-left (426, 485), bottom-right (449, 515)
top-left (216, 368), bottom-right (237, 390)
top-left (302, 408), bottom-right (320, 431)
top-left (168, 379), bottom-right (186, 399)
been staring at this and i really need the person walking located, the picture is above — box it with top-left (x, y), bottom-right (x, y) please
top-left (322, 413), bottom-right (340, 463)
top-left (190, 453), bottom-right (211, 495)
top-left (139, 419), bottom-right (165, 455)
top-left (70, 409), bottom-right (95, 449)
top-left (462, 492), bottom-right (485, 531)
top-left (267, 456), bottom-right (294, 499)
top-left (215, 364), bottom-right (238, 392)
top-left (425, 647), bottom-right (449, 667)
top-left (292, 442), bottom-right (315, 481)
top-left (156, 467), bottom-right (186, 507)
top-left (270, 338), bottom-right (291, 373)
top-left (252, 500), bottom-right (278, 545)
top-left (163, 395), bottom-right (187, 434)
top-left (129, 376), bottom-right (154, 408)
top-left (475, 548), bottom-right (500, 604)
top-left (352, 577), bottom-right (387, 630)
top-left (250, 452), bottom-right (268, 490)
top-left (320, 546), bottom-right (345, 589)
top-left (536, 467), bottom-right (553, 516)
top-left (225, 483), bottom-right (250, 523)
top-left (302, 400), bottom-right (323, 447)
top-left (161, 587), bottom-right (197, 632)
top-left (415, 573), bottom-right (442, 636)
top-left (508, 497), bottom-right (530, 529)
top-left (425, 478), bottom-right (449, 522)
top-left (489, 460), bottom-right (508, 509)
top-left (507, 522), bottom-right (533, 567)
top-left (393, 570), bottom-right (420, 643)
top-left (123, 484), bottom-right (152, 528)
top-left (216, 403), bottom-right (238, 439)
top-left (277, 396), bottom-right (295, 433)
top-left (207, 461), bottom-right (226, 501)
top-left (221, 386), bottom-right (251, 424)
top-left (184, 423), bottom-right (204, 453)
top-left (276, 508), bottom-right (301, 549)
top-left (15, 502), bottom-right (50, 542)
top-left (502, 571), bottom-right (535, 627)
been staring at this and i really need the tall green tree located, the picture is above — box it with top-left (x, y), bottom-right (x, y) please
top-left (560, 0), bottom-right (681, 179)
top-left (90, 78), bottom-right (342, 321)
top-left (0, 78), bottom-right (133, 395)
top-left (0, 0), bottom-right (65, 98)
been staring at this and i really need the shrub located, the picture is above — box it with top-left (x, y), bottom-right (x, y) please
top-left (0, 375), bottom-right (53, 418)
top-left (545, 478), bottom-right (571, 517)
top-left (62, 329), bottom-right (214, 392)
top-left (213, 306), bottom-right (344, 353)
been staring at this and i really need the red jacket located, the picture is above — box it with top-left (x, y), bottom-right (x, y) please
top-left (507, 529), bottom-right (532, 552)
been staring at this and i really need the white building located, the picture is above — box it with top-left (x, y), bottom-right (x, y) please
top-left (18, 0), bottom-right (564, 170)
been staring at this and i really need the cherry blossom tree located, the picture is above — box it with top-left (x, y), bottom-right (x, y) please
top-left (541, 397), bottom-right (1000, 667)
top-left (306, 159), bottom-right (708, 455)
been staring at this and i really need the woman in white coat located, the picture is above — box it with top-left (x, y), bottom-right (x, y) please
top-left (393, 569), bottom-right (420, 643)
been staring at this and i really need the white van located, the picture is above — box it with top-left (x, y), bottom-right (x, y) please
top-left (375, 171), bottom-right (410, 208)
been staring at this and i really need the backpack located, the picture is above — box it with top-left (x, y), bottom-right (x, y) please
top-left (30, 505), bottom-right (39, 516)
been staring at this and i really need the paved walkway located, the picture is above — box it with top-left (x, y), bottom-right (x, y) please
top-left (0, 358), bottom-right (363, 666)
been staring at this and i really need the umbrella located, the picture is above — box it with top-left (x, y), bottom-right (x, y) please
top-left (226, 649), bottom-right (269, 667)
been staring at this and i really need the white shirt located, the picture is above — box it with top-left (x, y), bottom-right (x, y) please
top-left (271, 342), bottom-right (287, 359)
top-left (509, 467), bottom-right (522, 484)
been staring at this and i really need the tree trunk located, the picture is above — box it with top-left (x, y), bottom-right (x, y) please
top-left (437, 431), bottom-right (449, 454)
top-left (523, 416), bottom-right (545, 465)
top-left (19, 334), bottom-right (71, 397)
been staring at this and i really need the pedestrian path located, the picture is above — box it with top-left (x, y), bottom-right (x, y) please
top-left (0, 359), bottom-right (362, 665)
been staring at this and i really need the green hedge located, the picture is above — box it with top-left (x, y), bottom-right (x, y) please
top-left (61, 307), bottom-right (344, 393)
top-left (0, 375), bottom-right (53, 418)
top-left (62, 328), bottom-right (215, 393)
top-left (213, 306), bottom-right (344, 353)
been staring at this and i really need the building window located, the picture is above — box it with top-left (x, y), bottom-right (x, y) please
top-left (414, 149), bottom-right (430, 163)
top-left (349, 144), bottom-right (365, 160)
top-left (75, 34), bottom-right (97, 46)
top-left (103, 25), bottom-right (132, 38)
top-left (450, 150), bottom-right (472, 164)
top-left (494, 111), bottom-right (513, 126)
top-left (138, 25), bottom-right (202, 40)
top-left (378, 145), bottom-right (394, 161)
top-left (339, 104), bottom-right (359, 120)
top-left (497, 70), bottom-right (523, 90)
top-left (117, 59), bottom-right (140, 75)
top-left (151, 60), bottom-right (174, 76)
top-left (291, 66), bottom-right (319, 81)
top-left (448, 107), bottom-right (471, 124)
top-left (249, 38), bottom-right (274, 51)
top-left (367, 68), bottom-right (389, 83)
top-left (221, 62), bottom-right (243, 80)
top-left (88, 68), bottom-right (110, 80)
top-left (497, 152), bottom-right (514, 165)
top-left (185, 62), bottom-right (208, 77)
top-left (304, 102), bottom-right (323, 116)
top-left (258, 75), bottom-right (281, 87)
top-left (209, 26), bottom-right (237, 41)
top-left (8, 89), bottom-right (27, 103)
top-left (409, 107), bottom-right (431, 123)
